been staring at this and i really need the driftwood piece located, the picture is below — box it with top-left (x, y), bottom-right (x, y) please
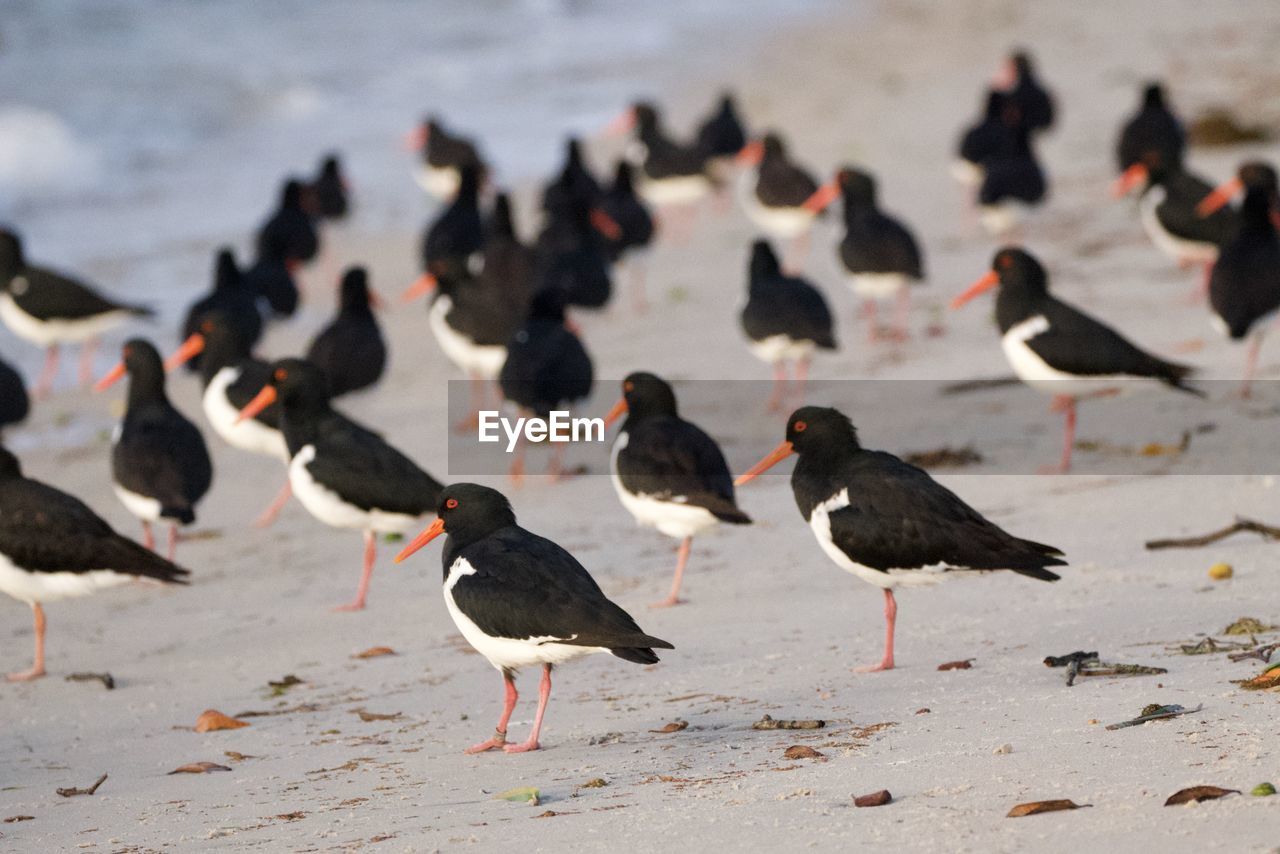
top-left (56, 773), bottom-right (107, 798)
top-left (1145, 517), bottom-right (1280, 550)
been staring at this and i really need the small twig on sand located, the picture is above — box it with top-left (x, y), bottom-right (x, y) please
top-left (64, 672), bottom-right (115, 690)
top-left (56, 773), bottom-right (107, 798)
top-left (1145, 517), bottom-right (1280, 550)
top-left (752, 715), bottom-right (825, 730)
top-left (1043, 651), bottom-right (1165, 686)
top-left (1229, 642), bottom-right (1280, 664)
top-left (939, 376), bottom-right (1021, 395)
top-left (1105, 704), bottom-right (1202, 731)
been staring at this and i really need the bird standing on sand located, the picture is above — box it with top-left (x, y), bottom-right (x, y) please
top-left (96, 340), bottom-right (213, 560)
top-left (953, 90), bottom-right (1012, 186)
top-left (404, 165), bottom-right (486, 302)
top-left (0, 229), bottom-right (151, 398)
top-left (306, 267), bottom-right (386, 398)
top-left (0, 446), bottom-right (189, 681)
top-left (309, 154), bottom-right (351, 221)
top-left (735, 406), bottom-right (1064, 671)
top-left (740, 240), bottom-right (836, 411)
top-left (736, 133), bottom-right (828, 271)
top-left (695, 92), bottom-right (748, 169)
top-left (609, 101), bottom-right (712, 239)
top-left (976, 118), bottom-right (1047, 235)
top-left (256, 178), bottom-right (319, 268)
top-left (1116, 83), bottom-right (1185, 175)
top-left (237, 359), bottom-right (442, 611)
top-left (410, 115), bottom-right (487, 200)
top-left (603, 373), bottom-right (751, 608)
top-left (180, 248), bottom-right (263, 373)
top-left (394, 483), bottom-right (674, 753)
top-left (995, 51), bottom-right (1054, 135)
top-left (598, 162), bottom-right (656, 306)
top-left (951, 248), bottom-right (1200, 472)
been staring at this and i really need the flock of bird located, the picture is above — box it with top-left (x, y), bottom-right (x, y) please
top-left (1, 48), bottom-right (1277, 754)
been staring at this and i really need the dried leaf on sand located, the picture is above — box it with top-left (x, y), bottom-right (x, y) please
top-left (195, 710), bottom-right (250, 732)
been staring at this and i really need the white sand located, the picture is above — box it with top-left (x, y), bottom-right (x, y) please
top-left (3, 1), bottom-right (1280, 850)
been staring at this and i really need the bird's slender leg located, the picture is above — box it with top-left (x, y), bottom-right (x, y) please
top-left (6, 604), bottom-right (47, 682)
top-left (864, 300), bottom-right (881, 344)
top-left (466, 672), bottom-right (518, 754)
top-left (253, 479), bottom-right (293, 528)
top-left (793, 356), bottom-right (811, 408)
top-left (141, 520), bottom-right (155, 552)
top-left (334, 530), bottom-right (377, 612)
top-left (1186, 261), bottom-right (1213, 304)
top-left (651, 536), bottom-right (691, 609)
top-left (855, 589), bottom-right (896, 672)
top-left (455, 375), bottom-right (483, 433)
top-left (630, 257), bottom-right (648, 314)
top-left (766, 362), bottom-right (788, 412)
top-left (166, 523), bottom-right (178, 562)
top-left (504, 664), bottom-right (552, 753)
top-left (509, 415), bottom-right (527, 487)
top-left (32, 344), bottom-right (59, 399)
top-left (1240, 334), bottom-right (1263, 399)
top-left (77, 338), bottom-right (98, 388)
top-left (892, 287), bottom-right (912, 342)
top-left (785, 231), bottom-right (810, 275)
top-left (1044, 394), bottom-right (1077, 474)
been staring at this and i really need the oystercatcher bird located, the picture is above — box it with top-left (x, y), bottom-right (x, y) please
top-left (243, 240), bottom-right (300, 319)
top-left (393, 483), bottom-right (673, 753)
top-left (164, 311), bottom-right (291, 527)
top-left (309, 153), bottom-right (350, 221)
top-left (740, 240), bottom-right (836, 410)
top-left (599, 162), bottom-right (655, 310)
top-left (736, 133), bottom-right (827, 270)
top-left (481, 193), bottom-right (538, 304)
top-left (541, 138), bottom-right (603, 215)
top-left (825, 167), bottom-right (925, 341)
top-left (603, 373), bottom-right (750, 607)
top-left (0, 229), bottom-right (151, 398)
top-left (976, 120), bottom-right (1047, 235)
top-left (0, 446), bottom-right (189, 681)
top-left (410, 115), bottom-right (486, 200)
top-left (952, 247), bottom-right (1200, 472)
top-left (256, 178), bottom-right (319, 268)
top-left (735, 406), bottom-right (1064, 671)
top-left (996, 51), bottom-right (1054, 135)
top-left (96, 339), bottom-right (213, 560)
top-left (695, 91), bottom-right (748, 168)
top-left (179, 248), bottom-right (263, 373)
top-left (953, 90), bottom-right (1012, 186)
top-left (0, 355), bottom-right (29, 435)
top-left (306, 267), bottom-right (386, 398)
top-left (1116, 83), bottom-right (1185, 175)
top-left (404, 164), bottom-right (486, 302)
top-left (499, 288), bottom-right (593, 481)
top-left (534, 194), bottom-right (614, 311)
top-left (1205, 163), bottom-right (1280, 397)
top-left (610, 102), bottom-right (712, 236)
top-left (237, 359), bottom-right (443, 610)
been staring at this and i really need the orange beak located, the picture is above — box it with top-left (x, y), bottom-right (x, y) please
top-left (590, 208), bottom-right (622, 241)
top-left (734, 139), bottom-right (764, 166)
top-left (1111, 163), bottom-right (1148, 198)
top-left (602, 108), bottom-right (636, 138)
top-left (603, 397), bottom-right (628, 429)
top-left (950, 270), bottom-right (999, 309)
top-left (403, 126), bottom-right (428, 151)
top-left (400, 272), bottom-right (437, 304)
top-left (93, 362), bottom-right (126, 392)
top-left (734, 440), bottom-right (795, 486)
top-left (163, 333), bottom-right (205, 372)
top-left (394, 517), bottom-right (446, 563)
top-left (1196, 177), bottom-right (1242, 217)
top-left (802, 180), bottom-right (840, 214)
top-left (236, 384), bottom-right (277, 423)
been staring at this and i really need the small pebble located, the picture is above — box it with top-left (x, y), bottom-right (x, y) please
top-left (854, 789), bottom-right (892, 807)
top-left (993, 743), bottom-right (1013, 755)
top-left (1208, 562), bottom-right (1233, 580)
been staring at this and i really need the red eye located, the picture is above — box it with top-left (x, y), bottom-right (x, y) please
top-left (623, 381), bottom-right (634, 392)
top-left (998, 255), bottom-right (1013, 269)
top-left (274, 368), bottom-right (288, 381)
top-left (446, 498), bottom-right (459, 509)
top-left (794, 421), bottom-right (807, 432)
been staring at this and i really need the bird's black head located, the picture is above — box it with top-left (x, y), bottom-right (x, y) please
top-left (718, 91), bottom-right (738, 112)
top-left (528, 286), bottom-right (569, 324)
top-left (836, 167), bottom-right (877, 208)
top-left (1238, 161), bottom-right (1279, 194)
top-left (0, 446), bottom-right (21, 480)
top-left (761, 132), bottom-right (787, 160)
top-left (748, 239), bottom-right (782, 285)
top-left (982, 89), bottom-right (1005, 120)
top-left (320, 154), bottom-right (342, 177)
top-left (281, 179), bottom-right (306, 209)
top-left (193, 309), bottom-right (252, 370)
top-left (620, 372), bottom-right (678, 422)
top-left (487, 193), bottom-right (517, 240)
top-left (990, 246), bottom-right (1048, 297)
top-left (266, 358), bottom-right (331, 412)
top-left (1141, 83), bottom-right (1166, 109)
top-left (1135, 146), bottom-right (1174, 182)
top-left (213, 247), bottom-right (241, 291)
top-left (338, 267), bottom-right (373, 313)
top-left (563, 137), bottom-right (585, 169)
top-left (0, 229), bottom-right (25, 279)
top-left (632, 102), bottom-right (660, 133)
top-left (119, 338), bottom-right (168, 404)
top-left (1010, 50), bottom-right (1034, 78)
top-left (436, 483), bottom-right (517, 547)
top-left (786, 406), bottom-right (860, 456)
top-left (613, 160), bottom-right (635, 192)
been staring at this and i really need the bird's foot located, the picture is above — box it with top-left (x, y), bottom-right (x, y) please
top-left (464, 734), bottom-right (507, 754)
top-left (331, 599), bottom-right (367, 613)
top-left (854, 658), bottom-right (894, 673)
top-left (252, 508), bottom-right (282, 529)
top-left (502, 739), bottom-right (541, 754)
top-left (648, 596), bottom-right (685, 609)
top-left (6, 666), bottom-right (46, 682)
top-left (1037, 463), bottom-right (1070, 475)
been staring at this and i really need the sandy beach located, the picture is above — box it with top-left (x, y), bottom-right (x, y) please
top-left (3, 1), bottom-right (1280, 851)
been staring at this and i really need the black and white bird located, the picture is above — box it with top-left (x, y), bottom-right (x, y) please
top-left (828, 167), bottom-right (925, 341)
top-left (309, 153), bottom-right (351, 221)
top-left (243, 240), bottom-right (300, 320)
top-left (0, 355), bottom-right (29, 434)
top-left (1206, 164), bottom-right (1280, 397)
top-left (1116, 83), bottom-right (1185, 175)
top-left (736, 133), bottom-right (828, 269)
top-left (404, 164), bottom-right (486, 302)
top-left (255, 178), bottom-right (319, 268)
top-left (237, 359), bottom-right (443, 610)
top-left (612, 101), bottom-right (713, 209)
top-left (976, 120), bottom-right (1047, 235)
top-left (534, 194), bottom-right (615, 311)
top-left (306, 267), bottom-right (386, 398)
top-left (603, 373), bottom-right (750, 608)
top-left (953, 90), bottom-right (1012, 186)
top-left (740, 240), bottom-right (836, 411)
top-left (735, 407), bottom-right (1063, 671)
top-left (695, 91), bottom-right (748, 170)
top-left (164, 311), bottom-right (291, 528)
top-left (952, 247), bottom-right (1200, 472)
top-left (411, 115), bottom-right (487, 200)
top-left (0, 446), bottom-right (189, 681)
top-left (499, 288), bottom-right (593, 481)
top-left (599, 162), bottom-right (657, 311)
top-left (179, 248), bottom-right (263, 373)
top-left (95, 339), bottom-right (213, 560)
top-left (995, 51), bottom-right (1055, 135)
top-left (0, 229), bottom-right (151, 398)
top-left (541, 137), bottom-right (604, 217)
top-left (393, 483), bottom-right (673, 753)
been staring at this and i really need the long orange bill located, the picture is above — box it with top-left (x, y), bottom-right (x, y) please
top-left (601, 108), bottom-right (635, 137)
top-left (394, 517), bottom-right (446, 563)
top-left (734, 139), bottom-right (764, 166)
top-left (950, 270), bottom-right (999, 309)
top-left (1111, 163), bottom-right (1148, 198)
top-left (590, 208), bottom-right (622, 241)
top-left (163, 334), bottom-right (206, 372)
top-left (93, 362), bottom-right (126, 392)
top-left (403, 126), bottom-right (427, 151)
top-left (603, 397), bottom-right (628, 429)
top-left (400, 273), bottom-right (437, 304)
top-left (734, 440), bottom-right (796, 486)
top-left (802, 180), bottom-right (840, 214)
top-left (235, 385), bottom-right (277, 423)
top-left (1196, 177), bottom-right (1242, 217)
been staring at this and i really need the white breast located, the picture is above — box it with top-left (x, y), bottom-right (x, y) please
top-left (637, 174), bottom-right (711, 206)
top-left (847, 272), bottom-right (910, 300)
top-left (609, 432), bottom-right (720, 540)
top-left (0, 291), bottom-right (132, 345)
top-left (0, 553), bottom-right (132, 605)
top-left (950, 159), bottom-right (983, 186)
top-left (737, 173), bottom-right (816, 238)
top-left (443, 557), bottom-right (606, 671)
top-left (428, 295), bottom-right (508, 379)
top-left (979, 202), bottom-right (1032, 236)
top-left (747, 334), bottom-right (816, 366)
top-left (203, 367), bottom-right (289, 460)
top-left (808, 488), bottom-right (947, 590)
top-left (1138, 186), bottom-right (1218, 264)
top-left (1001, 315), bottom-right (1132, 397)
top-left (112, 483), bottom-right (163, 522)
top-left (414, 164), bottom-right (460, 200)
top-left (288, 444), bottom-right (421, 534)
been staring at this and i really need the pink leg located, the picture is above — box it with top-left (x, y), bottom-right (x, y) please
top-left (766, 363), bottom-right (787, 412)
top-left (7, 603), bottom-right (47, 681)
top-left (141, 520), bottom-right (155, 552)
top-left (1187, 261), bottom-right (1213, 303)
top-left (504, 664), bottom-right (552, 753)
top-left (864, 301), bottom-right (881, 344)
top-left (253, 479), bottom-right (292, 528)
top-left (1049, 396), bottom-right (1077, 474)
top-left (855, 589), bottom-right (896, 672)
top-left (892, 288), bottom-right (911, 341)
top-left (32, 344), bottom-right (59, 400)
top-left (651, 537), bottom-right (691, 608)
top-left (1240, 335), bottom-right (1263, 399)
top-left (785, 231), bottom-right (810, 275)
top-left (794, 357), bottom-right (811, 407)
top-left (334, 530), bottom-right (376, 612)
top-left (166, 523), bottom-right (178, 562)
top-left (455, 375), bottom-right (483, 433)
top-left (630, 259), bottom-right (648, 314)
top-left (77, 338), bottom-right (98, 388)
top-left (509, 425), bottom-right (526, 487)
top-left (465, 672), bottom-right (519, 753)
